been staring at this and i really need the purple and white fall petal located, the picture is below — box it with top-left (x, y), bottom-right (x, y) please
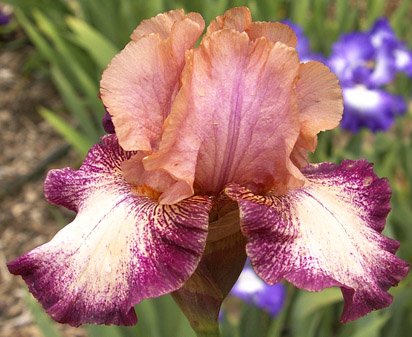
top-left (226, 160), bottom-right (409, 322)
top-left (8, 135), bottom-right (212, 326)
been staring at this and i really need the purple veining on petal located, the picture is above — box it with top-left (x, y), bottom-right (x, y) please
top-left (225, 160), bottom-right (409, 323)
top-left (8, 135), bottom-right (212, 327)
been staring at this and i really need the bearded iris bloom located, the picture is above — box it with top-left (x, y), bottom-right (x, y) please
top-left (328, 17), bottom-right (411, 132)
top-left (7, 7), bottom-right (408, 335)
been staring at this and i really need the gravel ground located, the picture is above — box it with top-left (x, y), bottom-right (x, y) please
top-left (0, 44), bottom-right (86, 337)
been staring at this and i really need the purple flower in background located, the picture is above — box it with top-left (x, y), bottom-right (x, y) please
top-left (328, 32), bottom-right (395, 87)
top-left (328, 17), bottom-right (411, 132)
top-left (283, 20), bottom-right (324, 62)
top-left (342, 86), bottom-right (406, 132)
top-left (0, 7), bottom-right (11, 26)
top-left (370, 18), bottom-right (412, 76)
top-left (231, 265), bottom-right (286, 317)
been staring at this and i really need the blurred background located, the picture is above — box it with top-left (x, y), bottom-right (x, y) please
top-left (0, 0), bottom-right (411, 337)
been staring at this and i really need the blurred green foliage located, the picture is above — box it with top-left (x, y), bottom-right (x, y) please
top-left (4, 0), bottom-right (412, 336)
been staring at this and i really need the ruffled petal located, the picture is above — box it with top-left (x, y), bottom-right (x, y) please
top-left (8, 135), bottom-right (211, 327)
top-left (131, 9), bottom-right (204, 40)
top-left (291, 61), bottom-right (342, 166)
top-left (245, 22), bottom-right (297, 47)
top-left (100, 10), bottom-right (204, 151)
top-left (144, 29), bottom-right (304, 204)
top-left (206, 7), bottom-right (296, 47)
top-left (206, 7), bottom-right (252, 35)
top-left (225, 160), bottom-right (409, 322)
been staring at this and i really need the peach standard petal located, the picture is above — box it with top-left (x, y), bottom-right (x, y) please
top-left (206, 7), bottom-right (252, 35)
top-left (246, 22), bottom-right (297, 47)
top-left (131, 9), bottom-right (204, 40)
top-left (291, 61), bottom-right (343, 166)
top-left (100, 10), bottom-right (205, 152)
top-left (144, 29), bottom-right (305, 204)
top-left (206, 7), bottom-right (297, 48)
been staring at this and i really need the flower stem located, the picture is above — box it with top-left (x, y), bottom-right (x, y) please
top-left (195, 327), bottom-right (221, 337)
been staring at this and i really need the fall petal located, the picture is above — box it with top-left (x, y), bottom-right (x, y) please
top-left (144, 29), bottom-right (304, 204)
top-left (8, 135), bottom-right (211, 327)
top-left (100, 11), bottom-right (204, 151)
top-left (291, 61), bottom-right (342, 166)
top-left (225, 160), bottom-right (409, 322)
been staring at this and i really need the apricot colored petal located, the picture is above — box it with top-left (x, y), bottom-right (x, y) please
top-left (246, 22), bottom-right (297, 47)
top-left (291, 61), bottom-right (342, 166)
top-left (100, 11), bottom-right (204, 151)
top-left (226, 160), bottom-right (409, 322)
top-left (144, 30), bottom-right (304, 204)
top-left (206, 7), bottom-right (252, 35)
top-left (131, 9), bottom-right (204, 40)
top-left (121, 153), bottom-right (175, 192)
top-left (8, 135), bottom-right (211, 326)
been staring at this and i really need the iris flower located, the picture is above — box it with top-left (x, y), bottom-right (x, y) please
top-left (8, 7), bottom-right (408, 334)
top-left (328, 17), bottom-right (411, 132)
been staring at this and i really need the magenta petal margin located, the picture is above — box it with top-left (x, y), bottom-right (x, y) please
top-left (7, 135), bottom-right (212, 327)
top-left (225, 160), bottom-right (409, 322)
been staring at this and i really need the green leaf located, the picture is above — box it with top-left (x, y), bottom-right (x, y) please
top-left (33, 10), bottom-right (102, 116)
top-left (13, 8), bottom-right (57, 62)
top-left (292, 288), bottom-right (342, 321)
top-left (86, 325), bottom-right (124, 337)
top-left (39, 107), bottom-right (92, 155)
top-left (67, 17), bottom-right (118, 70)
top-left (51, 65), bottom-right (100, 141)
top-left (134, 300), bottom-right (162, 337)
top-left (349, 313), bottom-right (390, 337)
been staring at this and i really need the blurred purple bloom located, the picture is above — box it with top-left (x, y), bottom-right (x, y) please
top-left (341, 86), bottom-right (406, 132)
top-left (231, 266), bottom-right (286, 317)
top-left (370, 18), bottom-right (412, 76)
top-left (283, 20), bottom-right (324, 62)
top-left (328, 17), bottom-right (410, 132)
top-left (328, 31), bottom-right (396, 87)
top-left (0, 9), bottom-right (11, 26)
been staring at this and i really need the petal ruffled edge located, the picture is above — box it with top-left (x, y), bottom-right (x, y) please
top-left (8, 135), bottom-right (212, 326)
top-left (206, 7), bottom-right (297, 47)
top-left (143, 28), bottom-right (304, 204)
top-left (291, 61), bottom-right (343, 167)
top-left (225, 160), bottom-right (409, 322)
top-left (100, 10), bottom-right (205, 152)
